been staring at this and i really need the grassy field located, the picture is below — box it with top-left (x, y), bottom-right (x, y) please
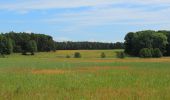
top-left (0, 50), bottom-right (170, 100)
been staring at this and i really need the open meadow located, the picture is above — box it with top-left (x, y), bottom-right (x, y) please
top-left (0, 50), bottom-right (170, 100)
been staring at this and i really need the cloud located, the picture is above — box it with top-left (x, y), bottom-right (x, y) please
top-left (43, 2), bottom-right (170, 32)
top-left (0, 0), bottom-right (119, 11)
top-left (1, 0), bottom-right (170, 11)
top-left (1, 0), bottom-right (170, 25)
top-left (1, 0), bottom-right (169, 27)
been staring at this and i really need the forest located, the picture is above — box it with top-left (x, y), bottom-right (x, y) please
top-left (124, 30), bottom-right (170, 57)
top-left (1, 30), bottom-right (170, 58)
top-left (55, 41), bottom-right (124, 50)
top-left (0, 32), bottom-right (56, 55)
top-left (0, 32), bottom-right (124, 55)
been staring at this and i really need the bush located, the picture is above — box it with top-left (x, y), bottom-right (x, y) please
top-left (116, 51), bottom-right (126, 59)
top-left (152, 48), bottom-right (162, 58)
top-left (66, 55), bottom-right (71, 58)
top-left (74, 52), bottom-right (81, 58)
top-left (101, 52), bottom-right (106, 58)
top-left (139, 48), bottom-right (162, 58)
top-left (139, 48), bottom-right (152, 58)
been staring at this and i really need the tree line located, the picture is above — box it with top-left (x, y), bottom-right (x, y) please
top-left (2, 30), bottom-right (170, 58)
top-left (0, 32), bottom-right (56, 55)
top-left (124, 30), bottom-right (170, 57)
top-left (0, 32), bottom-right (124, 56)
top-left (55, 41), bottom-right (124, 50)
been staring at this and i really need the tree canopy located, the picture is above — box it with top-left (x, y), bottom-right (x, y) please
top-left (0, 32), bottom-right (125, 56)
top-left (124, 30), bottom-right (169, 57)
top-left (55, 41), bottom-right (124, 50)
top-left (0, 32), bottom-right (56, 55)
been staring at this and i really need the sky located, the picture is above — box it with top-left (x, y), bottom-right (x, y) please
top-left (0, 0), bottom-right (170, 42)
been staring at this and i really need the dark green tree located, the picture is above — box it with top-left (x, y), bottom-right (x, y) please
top-left (2, 32), bottom-right (56, 53)
top-left (0, 36), bottom-right (13, 55)
top-left (124, 32), bottom-right (136, 56)
top-left (139, 48), bottom-right (152, 58)
top-left (152, 48), bottom-right (162, 58)
top-left (55, 41), bottom-right (123, 50)
top-left (0, 35), bottom-right (5, 55)
top-left (152, 32), bottom-right (168, 53)
top-left (125, 30), bottom-right (168, 56)
top-left (27, 40), bottom-right (37, 55)
top-left (158, 30), bottom-right (170, 56)
top-left (6, 38), bottom-right (13, 54)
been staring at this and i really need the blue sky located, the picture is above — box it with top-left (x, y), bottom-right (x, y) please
top-left (0, 0), bottom-right (170, 42)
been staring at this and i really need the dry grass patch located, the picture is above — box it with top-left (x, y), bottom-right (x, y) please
top-left (32, 66), bottom-right (129, 75)
top-left (32, 69), bottom-right (68, 74)
top-left (75, 66), bottom-right (129, 72)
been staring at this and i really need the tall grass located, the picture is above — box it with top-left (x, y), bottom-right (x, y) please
top-left (0, 50), bottom-right (170, 100)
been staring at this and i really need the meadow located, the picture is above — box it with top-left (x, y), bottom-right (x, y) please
top-left (0, 50), bottom-right (170, 100)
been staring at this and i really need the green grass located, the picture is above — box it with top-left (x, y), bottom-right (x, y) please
top-left (0, 50), bottom-right (170, 100)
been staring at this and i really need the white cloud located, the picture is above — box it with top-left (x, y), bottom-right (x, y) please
top-left (1, 0), bottom-right (170, 36)
top-left (0, 0), bottom-right (118, 11)
top-left (44, 3), bottom-right (170, 30)
top-left (1, 0), bottom-right (170, 24)
top-left (1, 0), bottom-right (170, 11)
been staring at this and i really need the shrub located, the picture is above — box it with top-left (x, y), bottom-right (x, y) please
top-left (101, 52), bottom-right (106, 58)
top-left (152, 48), bottom-right (162, 58)
top-left (66, 55), bottom-right (71, 58)
top-left (74, 52), bottom-right (81, 58)
top-left (139, 48), bottom-right (152, 58)
top-left (116, 51), bottom-right (126, 59)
